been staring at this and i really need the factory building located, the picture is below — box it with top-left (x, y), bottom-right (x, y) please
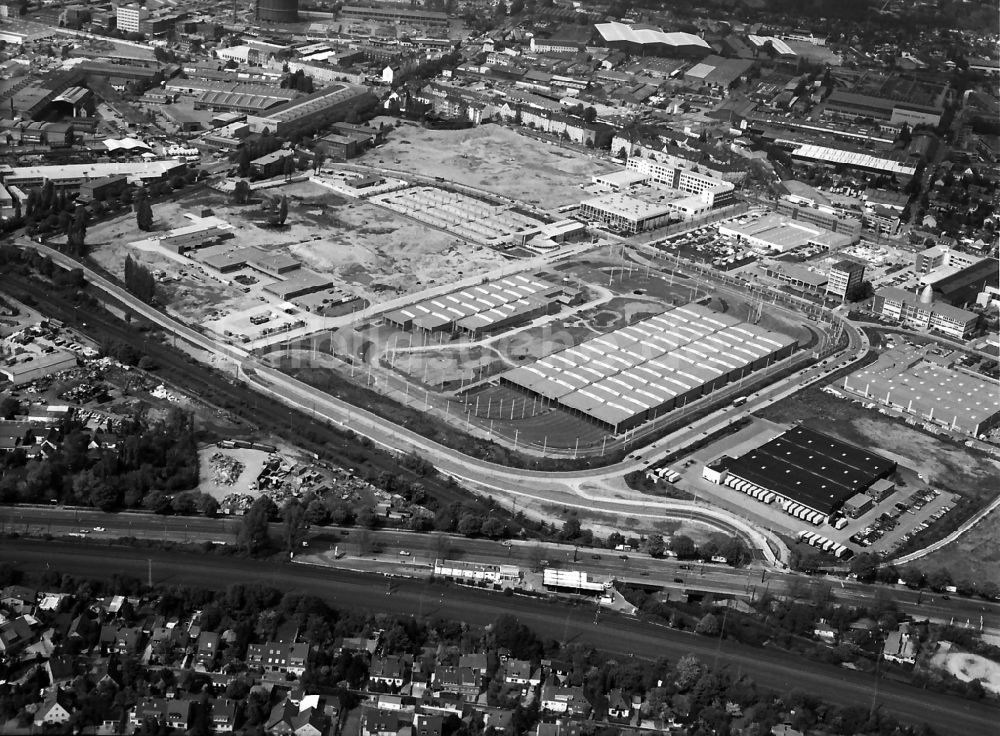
top-left (916, 257), bottom-right (998, 308)
top-left (843, 351), bottom-right (1000, 437)
top-left (1, 350), bottom-right (78, 386)
top-left (872, 286), bottom-right (979, 340)
top-left (500, 303), bottom-right (797, 435)
top-left (263, 269), bottom-right (335, 300)
top-left (246, 83), bottom-right (376, 138)
top-left (0, 160), bottom-right (186, 190)
top-left (703, 426), bottom-right (896, 523)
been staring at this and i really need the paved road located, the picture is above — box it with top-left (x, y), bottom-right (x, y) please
top-left (1, 538), bottom-right (995, 736)
top-left (4, 507), bottom-right (998, 631)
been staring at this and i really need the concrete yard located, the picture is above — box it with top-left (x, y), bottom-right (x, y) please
top-left (368, 123), bottom-right (617, 210)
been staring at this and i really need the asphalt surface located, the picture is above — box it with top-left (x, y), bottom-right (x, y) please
top-left (4, 507), bottom-right (999, 631)
top-left (1, 538), bottom-right (996, 736)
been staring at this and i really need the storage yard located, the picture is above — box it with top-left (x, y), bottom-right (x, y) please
top-left (369, 185), bottom-right (547, 246)
top-left (85, 183), bottom-right (510, 341)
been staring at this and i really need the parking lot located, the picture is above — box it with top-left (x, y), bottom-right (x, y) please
top-left (848, 485), bottom-right (957, 556)
top-left (654, 214), bottom-right (764, 270)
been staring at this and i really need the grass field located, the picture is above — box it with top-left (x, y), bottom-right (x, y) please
top-left (370, 124), bottom-right (616, 210)
top-left (917, 508), bottom-right (1000, 586)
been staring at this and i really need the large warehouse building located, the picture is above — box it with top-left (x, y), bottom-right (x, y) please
top-left (843, 350), bottom-right (1000, 437)
top-left (500, 303), bottom-right (797, 434)
top-left (383, 274), bottom-right (578, 337)
top-left (703, 426), bottom-right (896, 523)
top-left (246, 83), bottom-right (375, 137)
top-left (594, 21), bottom-right (711, 58)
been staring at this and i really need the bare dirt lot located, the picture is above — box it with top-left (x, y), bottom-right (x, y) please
top-left (85, 182), bottom-right (509, 326)
top-left (370, 124), bottom-right (616, 210)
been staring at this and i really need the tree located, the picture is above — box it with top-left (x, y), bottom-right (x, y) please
top-left (583, 106), bottom-right (597, 124)
top-left (237, 147), bottom-right (252, 178)
top-left (927, 567), bottom-right (952, 592)
top-left (561, 516), bottom-right (581, 541)
top-left (312, 150), bottom-right (325, 173)
top-left (232, 180), bottom-right (251, 205)
top-left (238, 496), bottom-right (275, 554)
top-left (123, 255), bottom-right (156, 304)
top-left (671, 534), bottom-right (697, 559)
top-left (647, 534), bottom-right (665, 558)
top-left (695, 613), bottom-right (720, 636)
top-left (282, 500), bottom-right (307, 553)
top-left (0, 397), bottom-right (19, 420)
top-left (494, 0), bottom-right (507, 18)
top-left (457, 512), bottom-right (483, 537)
top-left (282, 154), bottom-right (295, 181)
top-left (480, 516), bottom-right (506, 539)
top-left (849, 552), bottom-right (880, 583)
top-left (135, 198), bottom-right (153, 231)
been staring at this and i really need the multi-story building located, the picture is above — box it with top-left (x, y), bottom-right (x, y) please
top-left (776, 197), bottom-right (862, 241)
top-left (826, 260), bottom-right (865, 301)
top-left (625, 157), bottom-right (735, 208)
top-left (116, 3), bottom-right (148, 33)
top-left (872, 286), bottom-right (979, 340)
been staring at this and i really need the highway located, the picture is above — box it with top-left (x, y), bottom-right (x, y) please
top-left (1, 538), bottom-right (996, 736)
top-left (4, 507), bottom-right (998, 631)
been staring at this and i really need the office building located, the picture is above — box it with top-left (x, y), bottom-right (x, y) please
top-left (826, 260), bottom-right (865, 301)
top-left (872, 286), bottom-right (979, 340)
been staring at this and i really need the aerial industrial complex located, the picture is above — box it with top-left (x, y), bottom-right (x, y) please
top-left (500, 303), bottom-right (796, 434)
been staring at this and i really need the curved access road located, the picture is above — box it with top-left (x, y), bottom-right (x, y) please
top-left (2, 538), bottom-right (995, 736)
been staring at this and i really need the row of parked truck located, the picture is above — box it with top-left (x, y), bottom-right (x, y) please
top-left (797, 530), bottom-right (853, 559)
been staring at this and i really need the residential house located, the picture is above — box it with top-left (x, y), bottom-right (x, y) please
top-left (360, 708), bottom-right (400, 736)
top-left (0, 615), bottom-right (35, 657)
top-left (33, 691), bottom-right (73, 727)
top-left (1, 585), bottom-right (37, 611)
top-left (414, 713), bottom-right (444, 736)
top-left (211, 699), bottom-right (238, 732)
top-left (432, 666), bottom-right (481, 698)
top-left (369, 654), bottom-right (413, 690)
top-left (458, 653), bottom-right (489, 679)
top-left (114, 626), bottom-right (143, 655)
top-left (540, 683), bottom-right (590, 717)
top-left (502, 659), bottom-right (540, 696)
top-left (46, 654), bottom-right (76, 686)
top-left (197, 630), bottom-right (220, 669)
top-left (537, 721), bottom-right (583, 736)
top-left (247, 641), bottom-right (310, 676)
top-left (607, 688), bottom-right (631, 720)
top-left (337, 635), bottom-right (378, 656)
top-left (813, 622), bottom-right (837, 643)
top-left (542, 659), bottom-right (570, 685)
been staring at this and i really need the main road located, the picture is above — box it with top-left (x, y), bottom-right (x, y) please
top-left (1, 538), bottom-right (995, 736)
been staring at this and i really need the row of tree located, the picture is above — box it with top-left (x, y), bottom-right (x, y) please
top-left (123, 255), bottom-right (156, 304)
